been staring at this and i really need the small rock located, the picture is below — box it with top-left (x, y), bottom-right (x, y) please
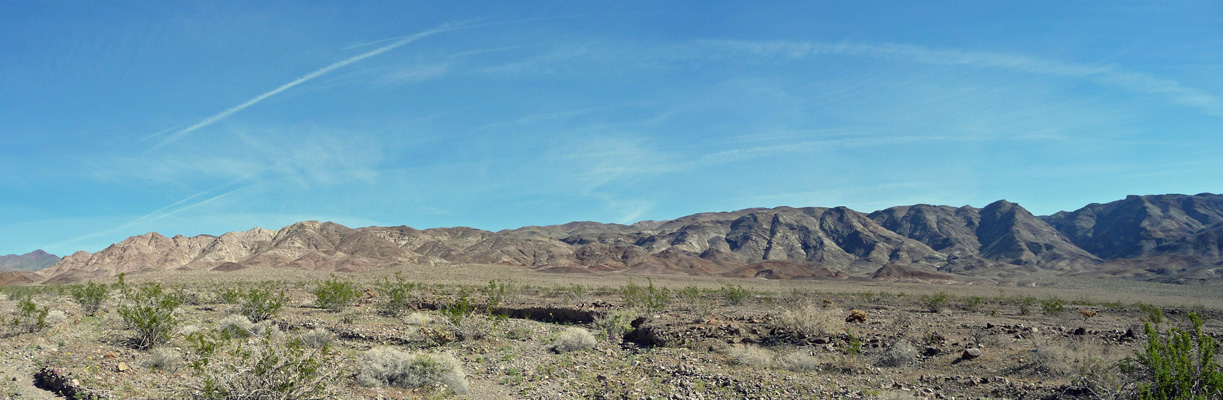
top-left (922, 347), bottom-right (941, 356)
top-left (961, 348), bottom-right (982, 360)
top-left (846, 310), bottom-right (868, 323)
top-left (103, 353), bottom-right (117, 359)
top-left (1073, 327), bottom-right (1087, 335)
top-left (117, 362), bottom-right (129, 372)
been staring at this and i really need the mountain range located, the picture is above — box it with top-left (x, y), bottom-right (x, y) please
top-left (24, 193), bottom-right (1223, 285)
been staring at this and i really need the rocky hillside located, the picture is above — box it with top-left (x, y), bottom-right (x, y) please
top-left (32, 193), bottom-right (1223, 284)
top-left (0, 250), bottom-right (60, 272)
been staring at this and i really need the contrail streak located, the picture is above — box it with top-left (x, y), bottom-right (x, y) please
top-left (155, 25), bottom-right (454, 148)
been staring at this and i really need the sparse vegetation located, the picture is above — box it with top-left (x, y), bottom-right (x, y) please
top-left (876, 340), bottom-right (916, 367)
top-left (727, 344), bottom-right (773, 368)
top-left (70, 281), bottom-right (109, 317)
top-left (593, 310), bottom-right (636, 343)
top-left (313, 275), bottom-right (360, 312)
top-left (10, 297), bottom-right (48, 333)
top-left (1133, 313), bottom-right (1223, 399)
top-left (236, 283), bottom-right (289, 323)
top-left (117, 279), bottom-right (182, 349)
top-left (721, 283), bottom-right (749, 305)
top-left (921, 292), bottom-right (949, 313)
top-left (552, 327), bottom-right (596, 353)
top-left (1041, 297), bottom-right (1065, 315)
top-left (185, 331), bottom-right (337, 400)
top-left (621, 278), bottom-right (671, 312)
top-left (376, 273), bottom-right (420, 317)
top-left (356, 347), bottom-right (468, 394)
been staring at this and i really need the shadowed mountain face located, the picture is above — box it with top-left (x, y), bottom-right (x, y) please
top-left (1043, 194), bottom-right (1223, 259)
top-left (33, 193), bottom-right (1223, 284)
top-left (0, 250), bottom-right (60, 272)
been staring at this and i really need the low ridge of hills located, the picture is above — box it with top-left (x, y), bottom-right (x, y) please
top-left (0, 250), bottom-right (59, 272)
top-left (28, 193), bottom-right (1223, 285)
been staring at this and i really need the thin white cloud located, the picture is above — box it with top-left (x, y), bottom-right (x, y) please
top-left (151, 25), bottom-right (457, 149)
top-left (701, 40), bottom-right (1223, 117)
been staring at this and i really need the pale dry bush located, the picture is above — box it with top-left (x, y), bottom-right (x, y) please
top-left (773, 304), bottom-right (845, 338)
top-left (177, 324), bottom-right (202, 337)
top-left (403, 312), bottom-right (436, 326)
top-left (553, 327), bottom-right (596, 353)
top-left (777, 350), bottom-right (820, 371)
top-left (875, 340), bottom-right (917, 367)
top-left (140, 347), bottom-right (181, 372)
top-left (455, 315), bottom-right (492, 342)
top-left (299, 328), bottom-right (332, 349)
top-left (726, 344), bottom-right (773, 368)
top-left (216, 314), bottom-right (280, 338)
top-left (45, 310), bottom-right (67, 325)
top-left (356, 347), bottom-right (468, 395)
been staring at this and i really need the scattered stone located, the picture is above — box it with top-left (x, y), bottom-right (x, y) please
top-left (116, 362), bottom-right (129, 372)
top-left (923, 347), bottom-right (941, 357)
top-left (846, 310), bottom-right (868, 324)
top-left (1073, 327), bottom-right (1087, 335)
top-left (961, 348), bottom-right (982, 360)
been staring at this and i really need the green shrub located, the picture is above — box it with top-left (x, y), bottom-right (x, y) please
top-left (565, 284), bottom-right (588, 305)
top-left (962, 296), bottom-right (984, 312)
top-left (720, 284), bottom-right (749, 305)
top-left (70, 281), bottom-right (109, 317)
top-left (215, 287), bottom-right (243, 304)
top-left (621, 279), bottom-right (670, 312)
top-left (186, 331), bottom-right (336, 400)
top-left (237, 284), bottom-right (288, 323)
top-left (921, 292), bottom-right (949, 313)
top-left (313, 275), bottom-right (360, 312)
top-left (10, 298), bottom-right (48, 333)
top-left (1017, 296), bottom-right (1037, 315)
top-left (552, 327), bottom-right (596, 353)
top-left (593, 310), bottom-right (637, 343)
top-left (677, 286), bottom-right (713, 319)
top-left (441, 287), bottom-right (477, 326)
top-left (1041, 298), bottom-right (1065, 315)
top-left (480, 280), bottom-right (518, 311)
top-left (377, 273), bottom-right (420, 317)
top-left (118, 282), bottom-right (182, 349)
top-left (356, 347), bottom-right (468, 395)
top-left (1137, 303), bottom-right (1165, 324)
top-left (1133, 313), bottom-right (1223, 399)
top-left (843, 330), bottom-right (862, 355)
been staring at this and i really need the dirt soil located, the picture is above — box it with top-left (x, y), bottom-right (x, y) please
top-left (1, 264), bottom-right (1221, 399)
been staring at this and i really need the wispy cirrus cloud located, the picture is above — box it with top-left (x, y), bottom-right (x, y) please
top-left (701, 39), bottom-right (1223, 117)
top-left (145, 24), bottom-right (459, 149)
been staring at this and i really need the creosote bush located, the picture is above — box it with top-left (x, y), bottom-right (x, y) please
top-left (357, 347), bottom-right (468, 395)
top-left (9, 298), bottom-right (49, 333)
top-left (377, 273), bottom-right (421, 317)
top-left (185, 331), bottom-right (337, 400)
top-left (593, 310), bottom-right (636, 343)
top-left (553, 327), bottom-right (596, 353)
top-left (720, 284), bottom-right (749, 305)
top-left (921, 292), bottom-right (949, 313)
top-left (1134, 313), bottom-right (1223, 399)
top-left (313, 275), bottom-right (360, 312)
top-left (237, 284), bottom-right (288, 323)
top-left (70, 281), bottom-right (109, 317)
top-left (118, 277), bottom-right (182, 349)
top-left (621, 279), bottom-right (671, 312)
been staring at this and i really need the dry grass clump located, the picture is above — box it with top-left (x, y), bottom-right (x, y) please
top-left (299, 328), bottom-right (332, 349)
top-left (875, 340), bottom-right (916, 367)
top-left (777, 350), bottom-right (820, 371)
top-left (403, 312), bottom-right (436, 326)
top-left (727, 344), bottom-right (773, 368)
top-left (455, 315), bottom-right (492, 342)
top-left (356, 347), bottom-right (468, 394)
top-left (773, 304), bottom-right (846, 338)
top-left (215, 314), bottom-right (280, 338)
top-left (45, 310), bottom-right (67, 325)
top-left (552, 327), bottom-right (597, 353)
top-left (140, 347), bottom-right (181, 372)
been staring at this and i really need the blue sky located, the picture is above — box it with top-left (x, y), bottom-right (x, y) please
top-left (2, 1), bottom-right (1220, 256)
